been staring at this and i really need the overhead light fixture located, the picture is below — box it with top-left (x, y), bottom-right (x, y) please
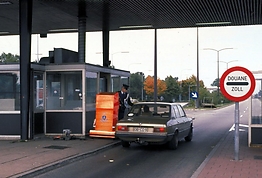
top-left (49, 28), bottom-right (78, 32)
top-left (40, 33), bottom-right (47, 38)
top-left (119, 25), bottom-right (153, 29)
top-left (196, 22), bottom-right (231, 26)
top-left (0, 1), bottom-right (12, 5)
top-left (0, 32), bottom-right (9, 34)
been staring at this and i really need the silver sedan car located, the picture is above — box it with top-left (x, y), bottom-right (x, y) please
top-left (115, 102), bottom-right (194, 149)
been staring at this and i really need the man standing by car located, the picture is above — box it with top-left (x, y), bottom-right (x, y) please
top-left (118, 84), bottom-right (133, 120)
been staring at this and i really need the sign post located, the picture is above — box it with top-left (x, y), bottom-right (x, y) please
top-left (234, 101), bottom-right (239, 160)
top-left (220, 66), bottom-right (255, 161)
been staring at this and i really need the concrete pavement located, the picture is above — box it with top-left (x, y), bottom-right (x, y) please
top-left (0, 136), bottom-right (120, 178)
top-left (192, 125), bottom-right (262, 178)
top-left (0, 125), bottom-right (262, 178)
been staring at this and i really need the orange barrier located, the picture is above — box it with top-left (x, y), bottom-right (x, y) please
top-left (89, 92), bottom-right (119, 138)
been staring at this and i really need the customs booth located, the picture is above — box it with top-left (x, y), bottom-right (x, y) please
top-left (0, 48), bottom-right (130, 139)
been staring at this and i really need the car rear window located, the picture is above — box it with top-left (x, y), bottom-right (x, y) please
top-left (129, 104), bottom-right (170, 117)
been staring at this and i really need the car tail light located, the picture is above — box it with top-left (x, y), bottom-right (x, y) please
top-left (117, 125), bottom-right (128, 131)
top-left (154, 127), bottom-right (166, 132)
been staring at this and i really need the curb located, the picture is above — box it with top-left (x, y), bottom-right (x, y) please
top-left (10, 140), bottom-right (121, 178)
top-left (190, 131), bottom-right (230, 178)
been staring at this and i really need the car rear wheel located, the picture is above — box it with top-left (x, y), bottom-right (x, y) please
top-left (121, 140), bottom-right (130, 147)
top-left (185, 126), bottom-right (193, 142)
top-left (168, 132), bottom-right (178, 150)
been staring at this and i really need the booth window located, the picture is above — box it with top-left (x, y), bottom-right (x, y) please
top-left (121, 76), bottom-right (129, 89)
top-left (99, 77), bottom-right (106, 92)
top-left (86, 71), bottom-right (97, 110)
top-left (111, 75), bottom-right (129, 92)
top-left (0, 72), bottom-right (20, 111)
top-left (251, 80), bottom-right (262, 124)
top-left (33, 72), bottom-right (44, 110)
top-left (46, 71), bottom-right (82, 110)
top-left (111, 75), bottom-right (120, 92)
top-left (249, 79), bottom-right (262, 146)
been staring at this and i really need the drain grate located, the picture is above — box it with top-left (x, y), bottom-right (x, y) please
top-left (43, 145), bottom-right (69, 150)
top-left (254, 155), bottom-right (262, 160)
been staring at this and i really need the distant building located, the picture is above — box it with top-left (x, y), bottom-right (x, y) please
top-left (206, 87), bottom-right (218, 93)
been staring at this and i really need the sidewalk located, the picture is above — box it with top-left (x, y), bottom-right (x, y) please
top-left (0, 136), bottom-right (120, 178)
top-left (0, 126), bottom-right (262, 178)
top-left (192, 126), bottom-right (262, 178)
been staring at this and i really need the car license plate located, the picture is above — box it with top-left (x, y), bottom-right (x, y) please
top-left (133, 127), bottom-right (148, 132)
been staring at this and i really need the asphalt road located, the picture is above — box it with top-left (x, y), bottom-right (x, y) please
top-left (34, 101), bottom-right (250, 178)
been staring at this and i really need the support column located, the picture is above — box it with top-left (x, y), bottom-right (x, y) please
top-left (19, 0), bottom-right (33, 140)
top-left (196, 27), bottom-right (200, 108)
top-left (78, 17), bottom-right (86, 63)
top-left (103, 30), bottom-right (110, 67)
top-left (78, 1), bottom-right (86, 63)
top-left (154, 29), bottom-right (158, 102)
top-left (102, 1), bottom-right (110, 67)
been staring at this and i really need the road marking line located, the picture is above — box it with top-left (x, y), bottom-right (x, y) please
top-left (229, 124), bottom-right (248, 131)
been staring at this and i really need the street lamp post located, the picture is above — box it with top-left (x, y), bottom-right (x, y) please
top-left (128, 63), bottom-right (141, 71)
top-left (203, 48), bottom-right (233, 96)
top-left (139, 72), bottom-right (144, 101)
top-left (36, 34), bottom-right (42, 62)
top-left (96, 51), bottom-right (129, 67)
top-left (220, 60), bottom-right (238, 69)
top-left (111, 51), bottom-right (129, 67)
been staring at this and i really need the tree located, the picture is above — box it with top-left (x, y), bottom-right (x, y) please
top-left (144, 75), bottom-right (154, 98)
top-left (157, 78), bottom-right (167, 96)
top-left (131, 72), bottom-right (231, 107)
top-left (164, 75), bottom-right (180, 102)
top-left (130, 72), bottom-right (143, 100)
top-left (180, 75), bottom-right (197, 101)
top-left (0, 52), bottom-right (19, 63)
top-left (144, 75), bottom-right (167, 100)
top-left (180, 75), bottom-right (208, 104)
top-left (211, 78), bottom-right (219, 87)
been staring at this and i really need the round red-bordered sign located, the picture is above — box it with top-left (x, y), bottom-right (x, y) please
top-left (220, 66), bottom-right (256, 102)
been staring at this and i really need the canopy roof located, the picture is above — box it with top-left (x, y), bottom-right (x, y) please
top-left (0, 0), bottom-right (262, 35)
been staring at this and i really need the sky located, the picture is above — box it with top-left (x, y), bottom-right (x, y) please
top-left (0, 25), bottom-right (262, 92)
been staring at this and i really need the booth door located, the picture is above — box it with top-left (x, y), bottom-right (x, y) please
top-left (46, 71), bottom-right (82, 110)
top-left (33, 72), bottom-right (44, 134)
top-left (45, 71), bottom-right (83, 134)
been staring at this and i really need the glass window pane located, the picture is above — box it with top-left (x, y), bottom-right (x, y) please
top-left (177, 105), bottom-right (186, 117)
top-left (46, 71), bottom-right (82, 110)
top-left (173, 105), bottom-right (180, 118)
top-left (252, 80), bottom-right (262, 124)
top-left (0, 72), bottom-right (20, 111)
top-left (121, 76), bottom-right (129, 87)
top-left (111, 75), bottom-right (120, 92)
top-left (34, 72), bottom-right (44, 110)
top-left (99, 77), bottom-right (106, 92)
top-left (86, 71), bottom-right (97, 110)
